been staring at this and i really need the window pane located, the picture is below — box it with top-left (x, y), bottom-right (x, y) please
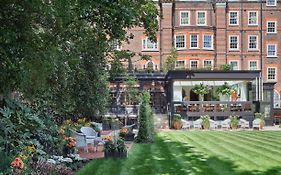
top-left (249, 12), bottom-right (257, 25)
top-left (249, 36), bottom-right (257, 49)
top-left (197, 12), bottom-right (206, 25)
top-left (203, 35), bottom-right (212, 48)
top-left (190, 35), bottom-right (198, 48)
top-left (230, 36), bottom-right (238, 49)
top-left (181, 12), bottom-right (189, 25)
top-left (176, 35), bottom-right (185, 48)
top-left (190, 61), bottom-right (198, 69)
top-left (268, 68), bottom-right (276, 80)
top-left (249, 61), bottom-right (257, 70)
top-left (230, 12), bottom-right (238, 25)
top-left (267, 22), bottom-right (276, 33)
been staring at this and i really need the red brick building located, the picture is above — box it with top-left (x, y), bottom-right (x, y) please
top-left (118, 0), bottom-right (281, 108)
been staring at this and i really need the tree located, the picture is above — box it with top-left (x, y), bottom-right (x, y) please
top-left (164, 48), bottom-right (178, 71)
top-left (125, 76), bottom-right (140, 105)
top-left (0, 1), bottom-right (158, 117)
top-left (135, 91), bottom-right (154, 143)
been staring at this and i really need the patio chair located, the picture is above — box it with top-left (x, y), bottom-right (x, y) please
top-left (209, 119), bottom-right (217, 130)
top-left (193, 119), bottom-right (202, 129)
top-left (81, 127), bottom-right (104, 152)
top-left (221, 118), bottom-right (231, 129)
top-left (70, 129), bottom-right (88, 152)
top-left (91, 122), bottom-right (103, 131)
top-left (239, 119), bottom-right (250, 129)
top-left (181, 119), bottom-right (191, 129)
top-left (252, 118), bottom-right (262, 129)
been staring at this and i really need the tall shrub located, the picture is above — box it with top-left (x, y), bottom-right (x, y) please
top-left (135, 91), bottom-right (154, 143)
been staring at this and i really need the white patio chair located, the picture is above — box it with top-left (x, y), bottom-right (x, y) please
top-left (70, 129), bottom-right (88, 152)
top-left (181, 119), bottom-right (191, 129)
top-left (239, 119), bottom-right (250, 129)
top-left (193, 119), bottom-right (202, 129)
top-left (81, 127), bottom-right (104, 152)
top-left (221, 118), bottom-right (231, 129)
top-left (209, 119), bottom-right (217, 130)
top-left (253, 118), bottom-right (261, 129)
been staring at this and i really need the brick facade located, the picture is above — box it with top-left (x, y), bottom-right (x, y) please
top-left (121, 0), bottom-right (281, 107)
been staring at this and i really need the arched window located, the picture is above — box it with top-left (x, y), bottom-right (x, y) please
top-left (145, 61), bottom-right (156, 70)
top-left (274, 90), bottom-right (280, 108)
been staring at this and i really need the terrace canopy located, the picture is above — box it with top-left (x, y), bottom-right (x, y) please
top-left (165, 70), bottom-right (274, 126)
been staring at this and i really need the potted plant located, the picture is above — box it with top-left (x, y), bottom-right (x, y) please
top-left (255, 112), bottom-right (265, 129)
top-left (104, 133), bottom-right (127, 158)
top-left (231, 89), bottom-right (238, 102)
top-left (216, 82), bottom-right (231, 101)
top-left (173, 114), bottom-right (182, 130)
top-left (230, 115), bottom-right (239, 129)
top-left (191, 83), bottom-right (209, 101)
top-left (201, 115), bottom-right (210, 130)
top-left (119, 127), bottom-right (135, 141)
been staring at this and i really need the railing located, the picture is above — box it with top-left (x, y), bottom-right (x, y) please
top-left (172, 101), bottom-right (255, 118)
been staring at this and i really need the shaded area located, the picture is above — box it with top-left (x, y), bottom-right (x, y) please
top-left (77, 131), bottom-right (281, 175)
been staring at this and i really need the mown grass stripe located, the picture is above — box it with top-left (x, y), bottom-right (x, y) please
top-left (213, 131), bottom-right (281, 164)
top-left (238, 131), bottom-right (281, 146)
top-left (182, 131), bottom-right (261, 169)
top-left (163, 132), bottom-right (217, 175)
top-left (225, 131), bottom-right (281, 153)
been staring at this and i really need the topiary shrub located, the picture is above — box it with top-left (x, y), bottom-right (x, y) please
top-left (230, 115), bottom-right (239, 129)
top-left (135, 91), bottom-right (154, 143)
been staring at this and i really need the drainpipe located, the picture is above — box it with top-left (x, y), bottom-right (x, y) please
top-left (240, 1), bottom-right (244, 69)
top-left (172, 0), bottom-right (175, 47)
top-left (260, 0), bottom-right (263, 86)
top-left (159, 0), bottom-right (163, 71)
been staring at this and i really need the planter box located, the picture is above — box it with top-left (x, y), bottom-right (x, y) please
top-left (104, 150), bottom-right (127, 158)
top-left (122, 133), bottom-right (135, 141)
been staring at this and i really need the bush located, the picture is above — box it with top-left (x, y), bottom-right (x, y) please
top-left (201, 115), bottom-right (210, 129)
top-left (135, 91), bottom-right (154, 143)
top-left (0, 98), bottom-right (64, 172)
top-left (230, 115), bottom-right (239, 129)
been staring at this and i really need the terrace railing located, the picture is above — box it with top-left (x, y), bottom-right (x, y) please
top-left (172, 101), bottom-right (255, 119)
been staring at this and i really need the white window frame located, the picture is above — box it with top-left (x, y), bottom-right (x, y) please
top-left (175, 60), bottom-right (186, 69)
top-left (248, 60), bottom-right (258, 70)
top-left (180, 11), bottom-right (190, 26)
top-left (142, 38), bottom-right (158, 51)
top-left (229, 35), bottom-right (239, 51)
top-left (267, 21), bottom-right (277, 34)
top-left (248, 11), bottom-right (258, 26)
top-left (248, 35), bottom-right (258, 51)
top-left (190, 60), bottom-right (199, 69)
top-left (229, 11), bottom-right (239, 26)
top-left (229, 60), bottom-right (239, 70)
top-left (196, 11), bottom-right (207, 26)
top-left (267, 67), bottom-right (277, 81)
top-left (267, 44), bottom-right (277, 57)
top-left (203, 35), bottom-right (213, 50)
top-left (203, 60), bottom-right (213, 69)
top-left (190, 34), bottom-right (199, 49)
top-left (266, 0), bottom-right (277, 6)
top-left (175, 35), bottom-right (186, 50)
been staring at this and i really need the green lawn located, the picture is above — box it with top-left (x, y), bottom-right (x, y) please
top-left (77, 131), bottom-right (281, 175)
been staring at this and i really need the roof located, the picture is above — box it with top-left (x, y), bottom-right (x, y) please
top-left (165, 70), bottom-right (261, 80)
